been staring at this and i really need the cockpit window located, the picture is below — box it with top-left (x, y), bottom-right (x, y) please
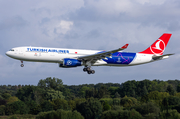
top-left (9, 49), bottom-right (14, 51)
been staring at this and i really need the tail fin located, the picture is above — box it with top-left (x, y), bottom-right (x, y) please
top-left (139, 33), bottom-right (172, 55)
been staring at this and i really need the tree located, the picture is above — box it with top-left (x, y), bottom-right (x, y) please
top-left (5, 101), bottom-right (29, 115)
top-left (74, 98), bottom-right (86, 107)
top-left (25, 100), bottom-right (41, 115)
top-left (162, 96), bottom-right (180, 117)
top-left (100, 109), bottom-right (142, 119)
top-left (108, 87), bottom-right (119, 97)
top-left (166, 85), bottom-right (175, 95)
top-left (141, 91), bottom-right (169, 104)
top-left (159, 109), bottom-right (180, 119)
top-left (112, 98), bottom-right (121, 106)
top-left (114, 92), bottom-right (120, 98)
top-left (1, 93), bottom-right (11, 100)
top-left (97, 86), bottom-right (110, 98)
top-left (132, 90), bottom-right (136, 97)
top-left (111, 105), bottom-right (122, 110)
top-left (134, 102), bottom-right (160, 117)
top-left (99, 98), bottom-right (113, 106)
top-left (68, 100), bottom-right (76, 111)
top-left (46, 89), bottom-right (64, 100)
top-left (40, 100), bottom-right (53, 112)
top-left (142, 86), bottom-right (148, 96)
top-left (103, 101), bottom-right (111, 111)
top-left (100, 110), bottom-right (119, 119)
top-left (177, 84), bottom-right (180, 92)
top-left (120, 96), bottom-right (137, 108)
top-left (37, 77), bottom-right (64, 91)
top-left (18, 85), bottom-right (22, 89)
top-left (163, 96), bottom-right (180, 106)
top-left (79, 86), bottom-right (90, 98)
top-left (85, 88), bottom-right (98, 99)
top-left (129, 109), bottom-right (143, 119)
top-left (37, 79), bottom-right (46, 88)
top-left (36, 109), bottom-right (84, 119)
top-left (162, 97), bottom-right (169, 116)
top-left (16, 85), bottom-right (45, 104)
top-left (51, 98), bottom-right (69, 110)
top-left (118, 80), bottom-right (137, 97)
top-left (77, 98), bottom-right (102, 119)
top-left (6, 96), bottom-right (19, 104)
top-left (156, 81), bottom-right (168, 92)
top-left (175, 92), bottom-right (180, 98)
top-left (0, 98), bottom-right (6, 106)
top-left (0, 105), bottom-right (5, 115)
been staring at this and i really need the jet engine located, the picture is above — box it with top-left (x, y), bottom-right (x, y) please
top-left (59, 58), bottom-right (82, 68)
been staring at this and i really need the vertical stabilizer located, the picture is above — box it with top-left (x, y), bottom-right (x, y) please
top-left (139, 33), bottom-right (172, 55)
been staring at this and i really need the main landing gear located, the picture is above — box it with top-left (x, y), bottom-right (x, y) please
top-left (20, 61), bottom-right (24, 67)
top-left (83, 67), bottom-right (95, 74)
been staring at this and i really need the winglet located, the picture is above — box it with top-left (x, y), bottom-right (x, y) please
top-left (121, 44), bottom-right (129, 49)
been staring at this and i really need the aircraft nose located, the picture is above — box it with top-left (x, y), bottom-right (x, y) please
top-left (6, 51), bottom-right (10, 56)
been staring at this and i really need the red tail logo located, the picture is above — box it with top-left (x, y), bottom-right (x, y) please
top-left (139, 33), bottom-right (172, 55)
top-left (150, 39), bottom-right (165, 55)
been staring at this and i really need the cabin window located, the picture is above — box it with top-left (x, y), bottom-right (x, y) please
top-left (9, 49), bottom-right (14, 51)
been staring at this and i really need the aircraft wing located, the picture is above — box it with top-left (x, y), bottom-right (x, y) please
top-left (78, 44), bottom-right (129, 61)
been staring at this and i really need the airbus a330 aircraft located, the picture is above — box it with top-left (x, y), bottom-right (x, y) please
top-left (6, 33), bottom-right (173, 74)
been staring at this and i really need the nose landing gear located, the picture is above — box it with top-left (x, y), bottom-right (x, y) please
top-left (20, 61), bottom-right (24, 67)
top-left (83, 67), bottom-right (95, 74)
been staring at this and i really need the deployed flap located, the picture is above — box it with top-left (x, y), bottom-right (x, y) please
top-left (152, 54), bottom-right (174, 60)
top-left (78, 44), bottom-right (129, 61)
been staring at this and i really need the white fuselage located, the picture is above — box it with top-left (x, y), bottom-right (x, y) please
top-left (5, 46), bottom-right (164, 67)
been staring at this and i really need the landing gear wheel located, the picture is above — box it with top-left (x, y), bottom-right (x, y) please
top-left (91, 70), bottom-right (95, 74)
top-left (21, 64), bottom-right (24, 67)
top-left (87, 67), bottom-right (91, 71)
top-left (87, 70), bottom-right (92, 74)
top-left (83, 66), bottom-right (95, 74)
top-left (20, 61), bottom-right (24, 67)
top-left (83, 68), bottom-right (87, 72)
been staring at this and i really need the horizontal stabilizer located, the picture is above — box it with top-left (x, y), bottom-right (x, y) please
top-left (152, 54), bottom-right (174, 60)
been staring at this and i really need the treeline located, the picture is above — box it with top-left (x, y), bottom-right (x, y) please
top-left (1, 78), bottom-right (180, 119)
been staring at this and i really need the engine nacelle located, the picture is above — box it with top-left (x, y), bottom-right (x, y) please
top-left (59, 58), bottom-right (82, 68)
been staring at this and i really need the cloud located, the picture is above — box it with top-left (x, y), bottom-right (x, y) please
top-left (0, 16), bottom-right (28, 30)
top-left (55, 20), bottom-right (73, 34)
top-left (39, 19), bottom-right (73, 38)
top-left (136, 0), bottom-right (166, 5)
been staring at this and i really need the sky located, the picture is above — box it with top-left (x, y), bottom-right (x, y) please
top-left (0, 0), bottom-right (180, 86)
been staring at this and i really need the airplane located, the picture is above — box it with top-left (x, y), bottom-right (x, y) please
top-left (6, 33), bottom-right (173, 74)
